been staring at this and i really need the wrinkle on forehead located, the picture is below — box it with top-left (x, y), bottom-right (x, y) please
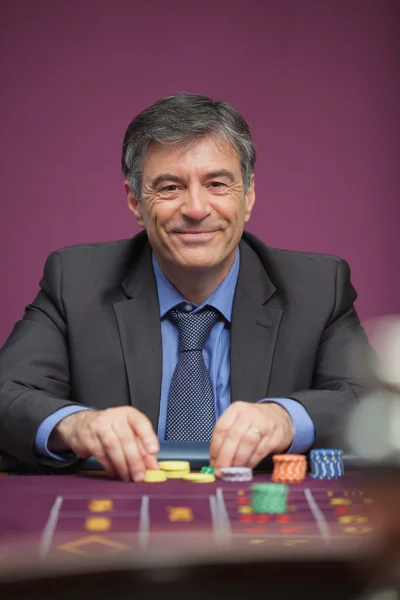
top-left (145, 134), bottom-right (239, 166)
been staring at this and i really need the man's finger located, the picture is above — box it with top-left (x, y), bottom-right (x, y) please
top-left (214, 418), bottom-right (250, 470)
top-left (113, 423), bottom-right (147, 482)
top-left (136, 438), bottom-right (160, 470)
top-left (127, 410), bottom-right (159, 455)
top-left (83, 434), bottom-right (118, 480)
top-left (210, 404), bottom-right (240, 465)
top-left (231, 426), bottom-right (266, 467)
top-left (97, 427), bottom-right (132, 482)
top-left (144, 454), bottom-right (160, 470)
top-left (248, 430), bottom-right (280, 469)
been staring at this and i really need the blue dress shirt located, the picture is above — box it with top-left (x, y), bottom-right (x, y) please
top-left (36, 249), bottom-right (315, 460)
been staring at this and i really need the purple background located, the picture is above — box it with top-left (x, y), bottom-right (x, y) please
top-left (1, 0), bottom-right (399, 345)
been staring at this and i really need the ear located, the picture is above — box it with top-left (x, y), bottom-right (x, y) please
top-left (125, 181), bottom-right (145, 228)
top-left (244, 173), bottom-right (255, 222)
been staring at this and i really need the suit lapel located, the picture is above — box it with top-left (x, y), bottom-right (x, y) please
top-left (114, 242), bottom-right (162, 431)
top-left (230, 240), bottom-right (283, 403)
top-left (113, 233), bottom-right (283, 425)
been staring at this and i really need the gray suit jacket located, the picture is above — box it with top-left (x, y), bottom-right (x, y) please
top-left (0, 231), bottom-right (370, 464)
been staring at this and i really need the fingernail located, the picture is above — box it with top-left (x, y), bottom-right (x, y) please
top-left (147, 443), bottom-right (158, 453)
top-left (134, 472), bottom-right (145, 482)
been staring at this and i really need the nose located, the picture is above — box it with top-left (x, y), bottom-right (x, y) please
top-left (180, 186), bottom-right (211, 220)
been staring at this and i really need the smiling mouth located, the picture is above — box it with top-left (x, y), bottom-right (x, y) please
top-left (173, 229), bottom-right (219, 235)
top-left (172, 230), bottom-right (220, 242)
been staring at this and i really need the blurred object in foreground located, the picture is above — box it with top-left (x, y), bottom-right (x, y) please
top-left (348, 314), bottom-right (400, 462)
top-left (366, 315), bottom-right (400, 392)
top-left (348, 390), bottom-right (400, 463)
top-left (346, 315), bottom-right (400, 594)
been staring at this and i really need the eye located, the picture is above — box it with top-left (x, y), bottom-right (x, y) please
top-left (160, 185), bottom-right (179, 193)
top-left (208, 181), bottom-right (226, 188)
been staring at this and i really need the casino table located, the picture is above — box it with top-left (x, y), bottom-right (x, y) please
top-left (0, 444), bottom-right (399, 600)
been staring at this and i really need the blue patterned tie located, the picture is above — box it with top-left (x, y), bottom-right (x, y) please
top-left (166, 306), bottom-right (219, 441)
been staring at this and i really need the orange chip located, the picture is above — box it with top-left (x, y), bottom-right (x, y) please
top-left (272, 455), bottom-right (307, 483)
top-left (272, 454), bottom-right (306, 463)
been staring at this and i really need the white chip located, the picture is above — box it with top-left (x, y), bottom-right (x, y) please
top-left (219, 467), bottom-right (253, 481)
top-left (220, 467), bottom-right (252, 476)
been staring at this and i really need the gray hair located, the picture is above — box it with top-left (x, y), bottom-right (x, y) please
top-left (121, 93), bottom-right (256, 199)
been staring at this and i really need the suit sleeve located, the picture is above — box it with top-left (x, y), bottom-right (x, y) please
top-left (289, 259), bottom-right (373, 448)
top-left (0, 251), bottom-right (83, 465)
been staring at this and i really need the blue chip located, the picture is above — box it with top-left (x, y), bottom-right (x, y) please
top-left (310, 449), bottom-right (344, 479)
top-left (311, 462), bottom-right (343, 479)
top-left (310, 448), bottom-right (343, 457)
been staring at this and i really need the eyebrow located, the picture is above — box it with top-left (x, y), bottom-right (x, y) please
top-left (205, 169), bottom-right (236, 183)
top-left (150, 169), bottom-right (236, 189)
top-left (151, 174), bottom-right (183, 189)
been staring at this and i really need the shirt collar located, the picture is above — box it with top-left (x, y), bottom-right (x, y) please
top-left (152, 249), bottom-right (240, 323)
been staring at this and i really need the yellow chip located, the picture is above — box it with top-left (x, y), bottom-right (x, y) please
top-left (182, 473), bottom-right (215, 483)
top-left (159, 461), bottom-right (190, 472)
top-left (144, 470), bottom-right (167, 482)
top-left (165, 471), bottom-right (188, 479)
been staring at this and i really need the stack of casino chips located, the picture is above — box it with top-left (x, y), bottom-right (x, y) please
top-left (309, 449), bottom-right (344, 479)
top-left (145, 461), bottom-right (191, 482)
top-left (144, 461), bottom-right (216, 483)
top-left (251, 483), bottom-right (288, 514)
top-left (159, 460), bottom-right (190, 478)
top-left (219, 466), bottom-right (253, 482)
top-left (271, 454), bottom-right (307, 483)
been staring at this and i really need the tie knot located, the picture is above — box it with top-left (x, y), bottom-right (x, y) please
top-left (169, 306), bottom-right (219, 352)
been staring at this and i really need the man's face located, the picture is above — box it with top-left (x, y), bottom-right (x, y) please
top-left (126, 136), bottom-right (255, 274)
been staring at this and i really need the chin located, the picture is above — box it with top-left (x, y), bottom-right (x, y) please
top-left (181, 258), bottom-right (220, 271)
top-left (176, 250), bottom-right (223, 271)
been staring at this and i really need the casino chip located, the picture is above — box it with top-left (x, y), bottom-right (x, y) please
top-left (159, 461), bottom-right (190, 472)
top-left (182, 473), bottom-right (216, 483)
top-left (159, 460), bottom-right (191, 479)
top-left (144, 470), bottom-right (167, 482)
top-left (251, 482), bottom-right (288, 514)
top-left (272, 454), bottom-right (307, 483)
top-left (201, 466), bottom-right (215, 474)
top-left (165, 471), bottom-right (190, 479)
top-left (219, 467), bottom-right (253, 482)
top-left (310, 449), bottom-right (344, 480)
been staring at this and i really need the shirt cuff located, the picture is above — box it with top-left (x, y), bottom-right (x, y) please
top-left (35, 406), bottom-right (91, 462)
top-left (258, 398), bottom-right (315, 454)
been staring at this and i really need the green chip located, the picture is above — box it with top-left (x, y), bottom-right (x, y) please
top-left (201, 466), bottom-right (215, 474)
top-left (251, 482), bottom-right (288, 514)
top-left (251, 483), bottom-right (287, 493)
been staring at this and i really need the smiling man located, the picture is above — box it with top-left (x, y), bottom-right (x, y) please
top-left (0, 93), bottom-right (370, 481)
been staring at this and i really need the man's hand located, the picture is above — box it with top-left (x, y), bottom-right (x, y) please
top-left (50, 407), bottom-right (160, 482)
top-left (210, 401), bottom-right (295, 470)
